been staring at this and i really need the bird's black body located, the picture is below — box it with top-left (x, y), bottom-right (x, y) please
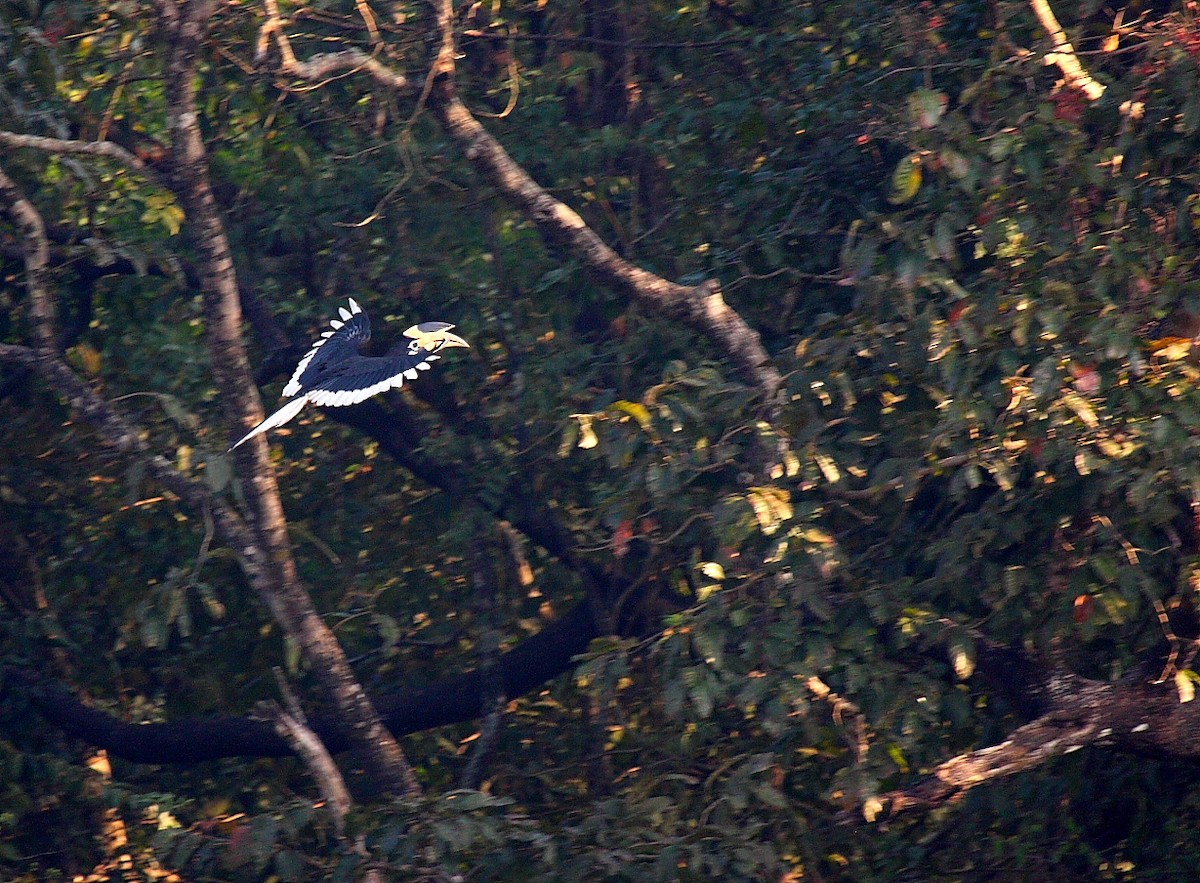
top-left (228, 298), bottom-right (468, 450)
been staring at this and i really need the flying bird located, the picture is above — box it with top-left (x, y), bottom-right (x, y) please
top-left (228, 298), bottom-right (468, 451)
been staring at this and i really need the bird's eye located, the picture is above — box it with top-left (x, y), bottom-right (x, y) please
top-left (407, 341), bottom-right (420, 355)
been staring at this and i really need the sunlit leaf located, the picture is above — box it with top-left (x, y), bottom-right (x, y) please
top-left (888, 153), bottom-right (923, 204)
top-left (610, 399), bottom-right (653, 432)
top-left (948, 634), bottom-right (975, 680)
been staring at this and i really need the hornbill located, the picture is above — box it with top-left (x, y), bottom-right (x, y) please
top-left (228, 298), bottom-right (468, 450)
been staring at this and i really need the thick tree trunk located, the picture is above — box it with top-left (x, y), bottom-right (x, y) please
top-left (154, 0), bottom-right (420, 796)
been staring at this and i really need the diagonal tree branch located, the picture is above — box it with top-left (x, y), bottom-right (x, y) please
top-left (257, 0), bottom-right (781, 403)
top-left (156, 0), bottom-right (420, 797)
top-left (423, 0), bottom-right (779, 400)
top-left (877, 666), bottom-right (1198, 818)
top-left (1028, 0), bottom-right (1106, 101)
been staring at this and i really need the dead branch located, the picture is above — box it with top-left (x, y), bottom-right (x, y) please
top-left (878, 666), bottom-right (1200, 817)
top-left (260, 0), bottom-right (407, 89)
top-left (267, 669), bottom-right (353, 836)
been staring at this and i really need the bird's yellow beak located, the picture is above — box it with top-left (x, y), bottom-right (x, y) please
top-left (434, 331), bottom-right (470, 349)
top-left (403, 322), bottom-right (470, 351)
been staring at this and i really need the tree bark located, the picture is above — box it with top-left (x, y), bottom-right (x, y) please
top-left (259, 1), bottom-right (781, 403)
top-left (151, 0), bottom-right (423, 797)
top-left (15, 593), bottom-right (600, 763)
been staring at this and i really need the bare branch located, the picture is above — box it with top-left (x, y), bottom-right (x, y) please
top-left (260, 0), bottom-right (407, 90)
top-left (876, 664), bottom-right (1200, 818)
top-left (281, 48), bottom-right (409, 89)
top-left (268, 669), bottom-right (353, 836)
top-left (156, 1), bottom-right (421, 797)
top-left (426, 0), bottom-right (780, 400)
top-left (0, 131), bottom-right (166, 189)
top-left (0, 161), bottom-right (55, 351)
top-left (256, 0), bottom-right (780, 402)
top-left (1029, 0), bottom-right (1106, 101)
top-left (881, 687), bottom-right (1108, 815)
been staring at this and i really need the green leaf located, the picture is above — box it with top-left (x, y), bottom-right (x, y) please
top-left (908, 89), bottom-right (948, 128)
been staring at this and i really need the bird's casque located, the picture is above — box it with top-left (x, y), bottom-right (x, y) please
top-left (228, 298), bottom-right (468, 451)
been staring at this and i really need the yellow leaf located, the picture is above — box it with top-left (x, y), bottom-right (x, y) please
top-left (747, 487), bottom-right (792, 535)
top-left (862, 796), bottom-right (884, 823)
top-left (1149, 337), bottom-right (1193, 361)
top-left (887, 153), bottom-right (923, 204)
top-left (1061, 392), bottom-right (1099, 428)
top-left (949, 638), bottom-right (975, 680)
top-left (610, 399), bottom-right (653, 431)
top-left (572, 414), bottom-right (598, 449)
top-left (814, 452), bottom-right (841, 483)
top-left (70, 343), bottom-right (103, 376)
top-left (747, 490), bottom-right (776, 535)
top-left (1176, 669), bottom-right (1195, 704)
top-left (699, 562), bottom-right (725, 581)
top-left (800, 527), bottom-right (835, 545)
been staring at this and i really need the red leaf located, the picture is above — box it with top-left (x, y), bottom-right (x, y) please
top-left (612, 520), bottom-right (633, 558)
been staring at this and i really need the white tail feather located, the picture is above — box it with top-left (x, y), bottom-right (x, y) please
top-left (227, 395), bottom-right (311, 451)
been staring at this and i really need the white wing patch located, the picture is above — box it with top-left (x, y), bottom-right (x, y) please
top-left (308, 372), bottom-right (409, 408)
top-left (281, 298), bottom-right (363, 398)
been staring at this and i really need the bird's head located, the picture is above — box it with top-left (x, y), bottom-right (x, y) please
top-left (402, 321), bottom-right (470, 352)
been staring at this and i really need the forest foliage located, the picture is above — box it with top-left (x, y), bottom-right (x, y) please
top-left (5, 0), bottom-right (1200, 880)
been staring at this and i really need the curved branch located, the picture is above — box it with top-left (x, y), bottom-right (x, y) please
top-left (21, 594), bottom-right (600, 763)
top-left (879, 668), bottom-right (1200, 818)
top-left (426, 0), bottom-right (779, 400)
top-left (0, 131), bottom-right (167, 189)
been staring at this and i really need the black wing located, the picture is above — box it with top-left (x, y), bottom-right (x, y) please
top-left (282, 298), bottom-right (371, 397)
top-left (306, 350), bottom-right (442, 407)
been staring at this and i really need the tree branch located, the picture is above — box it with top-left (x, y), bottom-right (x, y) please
top-left (256, 0), bottom-right (781, 403)
top-left (0, 160), bottom-right (55, 352)
top-left (18, 594), bottom-right (601, 763)
top-left (260, 0), bottom-right (408, 89)
top-left (0, 131), bottom-right (167, 189)
top-left (157, 0), bottom-right (420, 797)
top-left (878, 668), bottom-right (1199, 817)
top-left (426, 0), bottom-right (779, 400)
top-left (267, 669), bottom-right (353, 836)
top-left (1028, 0), bottom-right (1106, 101)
